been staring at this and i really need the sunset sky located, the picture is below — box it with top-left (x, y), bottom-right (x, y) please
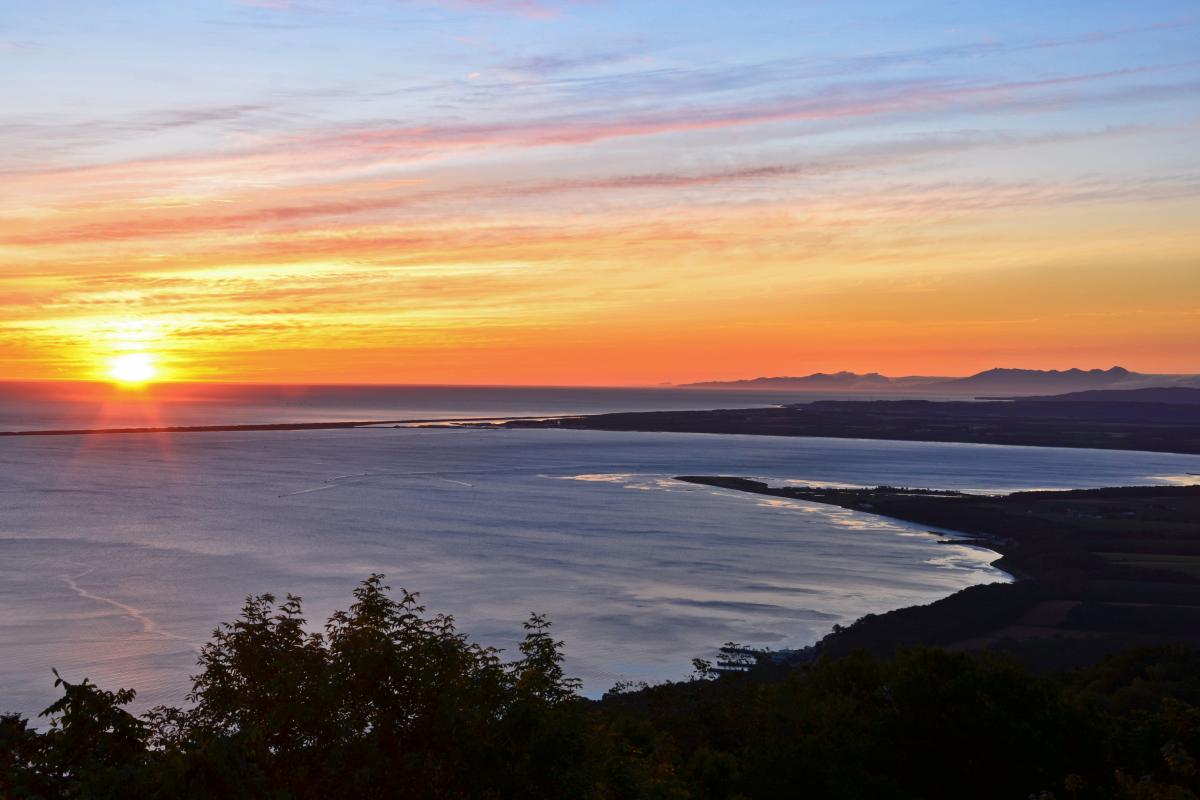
top-left (2, 0), bottom-right (1198, 385)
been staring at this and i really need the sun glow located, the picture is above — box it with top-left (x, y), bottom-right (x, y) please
top-left (107, 353), bottom-right (158, 385)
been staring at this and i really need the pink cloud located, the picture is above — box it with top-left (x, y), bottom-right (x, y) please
top-left (3, 63), bottom-right (1189, 229)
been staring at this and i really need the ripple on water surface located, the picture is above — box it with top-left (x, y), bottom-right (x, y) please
top-left (1, 428), bottom-right (1197, 716)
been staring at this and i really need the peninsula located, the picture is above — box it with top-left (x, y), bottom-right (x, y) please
top-left (676, 477), bottom-right (1200, 669)
top-left (498, 387), bottom-right (1200, 455)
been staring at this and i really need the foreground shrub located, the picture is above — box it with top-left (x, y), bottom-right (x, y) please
top-left (1, 576), bottom-right (671, 799)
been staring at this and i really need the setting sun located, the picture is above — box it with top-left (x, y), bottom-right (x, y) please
top-left (107, 353), bottom-right (158, 384)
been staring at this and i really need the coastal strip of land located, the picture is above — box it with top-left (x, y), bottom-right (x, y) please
top-left (0, 416), bottom-right (541, 437)
top-left (677, 476), bottom-right (1200, 670)
top-left (498, 395), bottom-right (1200, 454)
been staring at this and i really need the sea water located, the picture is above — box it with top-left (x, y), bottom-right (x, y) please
top-left (3, 419), bottom-right (1198, 718)
top-left (0, 382), bottom-right (963, 432)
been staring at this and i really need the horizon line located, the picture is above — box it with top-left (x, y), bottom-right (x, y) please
top-left (1, 363), bottom-right (1198, 392)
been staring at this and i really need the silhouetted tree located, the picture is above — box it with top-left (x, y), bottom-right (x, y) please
top-left (4, 578), bottom-right (1199, 799)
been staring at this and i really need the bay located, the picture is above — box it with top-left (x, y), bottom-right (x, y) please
top-left (2, 424), bottom-right (1197, 717)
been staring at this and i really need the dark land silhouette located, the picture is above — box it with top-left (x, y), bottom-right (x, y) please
top-left (0, 418), bottom-right (509, 437)
top-left (500, 388), bottom-right (1200, 454)
top-left (677, 478), bottom-right (1200, 669)
top-left (1006, 386), bottom-right (1200, 404)
top-left (4, 564), bottom-right (1200, 798)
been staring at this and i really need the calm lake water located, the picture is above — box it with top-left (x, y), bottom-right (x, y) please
top-left (3, 415), bottom-right (1198, 718)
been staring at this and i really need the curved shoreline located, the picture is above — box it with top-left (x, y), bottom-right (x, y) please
top-left (676, 476), bottom-right (1200, 668)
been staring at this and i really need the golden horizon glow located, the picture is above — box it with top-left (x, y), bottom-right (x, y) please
top-left (1, 4), bottom-right (1197, 384)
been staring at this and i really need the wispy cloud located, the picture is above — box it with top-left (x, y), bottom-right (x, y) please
top-left (238, 0), bottom-right (294, 9)
top-left (472, 18), bottom-right (1200, 105)
top-left (3, 122), bottom-right (1172, 249)
top-left (499, 50), bottom-right (639, 76)
top-left (8, 60), bottom-right (1189, 198)
top-left (234, 0), bottom-right (572, 19)
top-left (3, 1), bottom-right (1198, 380)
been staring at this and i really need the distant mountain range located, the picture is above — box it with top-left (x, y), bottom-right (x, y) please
top-left (682, 367), bottom-right (1200, 395)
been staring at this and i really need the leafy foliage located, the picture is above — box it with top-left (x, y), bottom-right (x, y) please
top-left (3, 577), bottom-right (1199, 799)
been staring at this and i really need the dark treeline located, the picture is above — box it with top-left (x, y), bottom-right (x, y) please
top-left (3, 576), bottom-right (1199, 799)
